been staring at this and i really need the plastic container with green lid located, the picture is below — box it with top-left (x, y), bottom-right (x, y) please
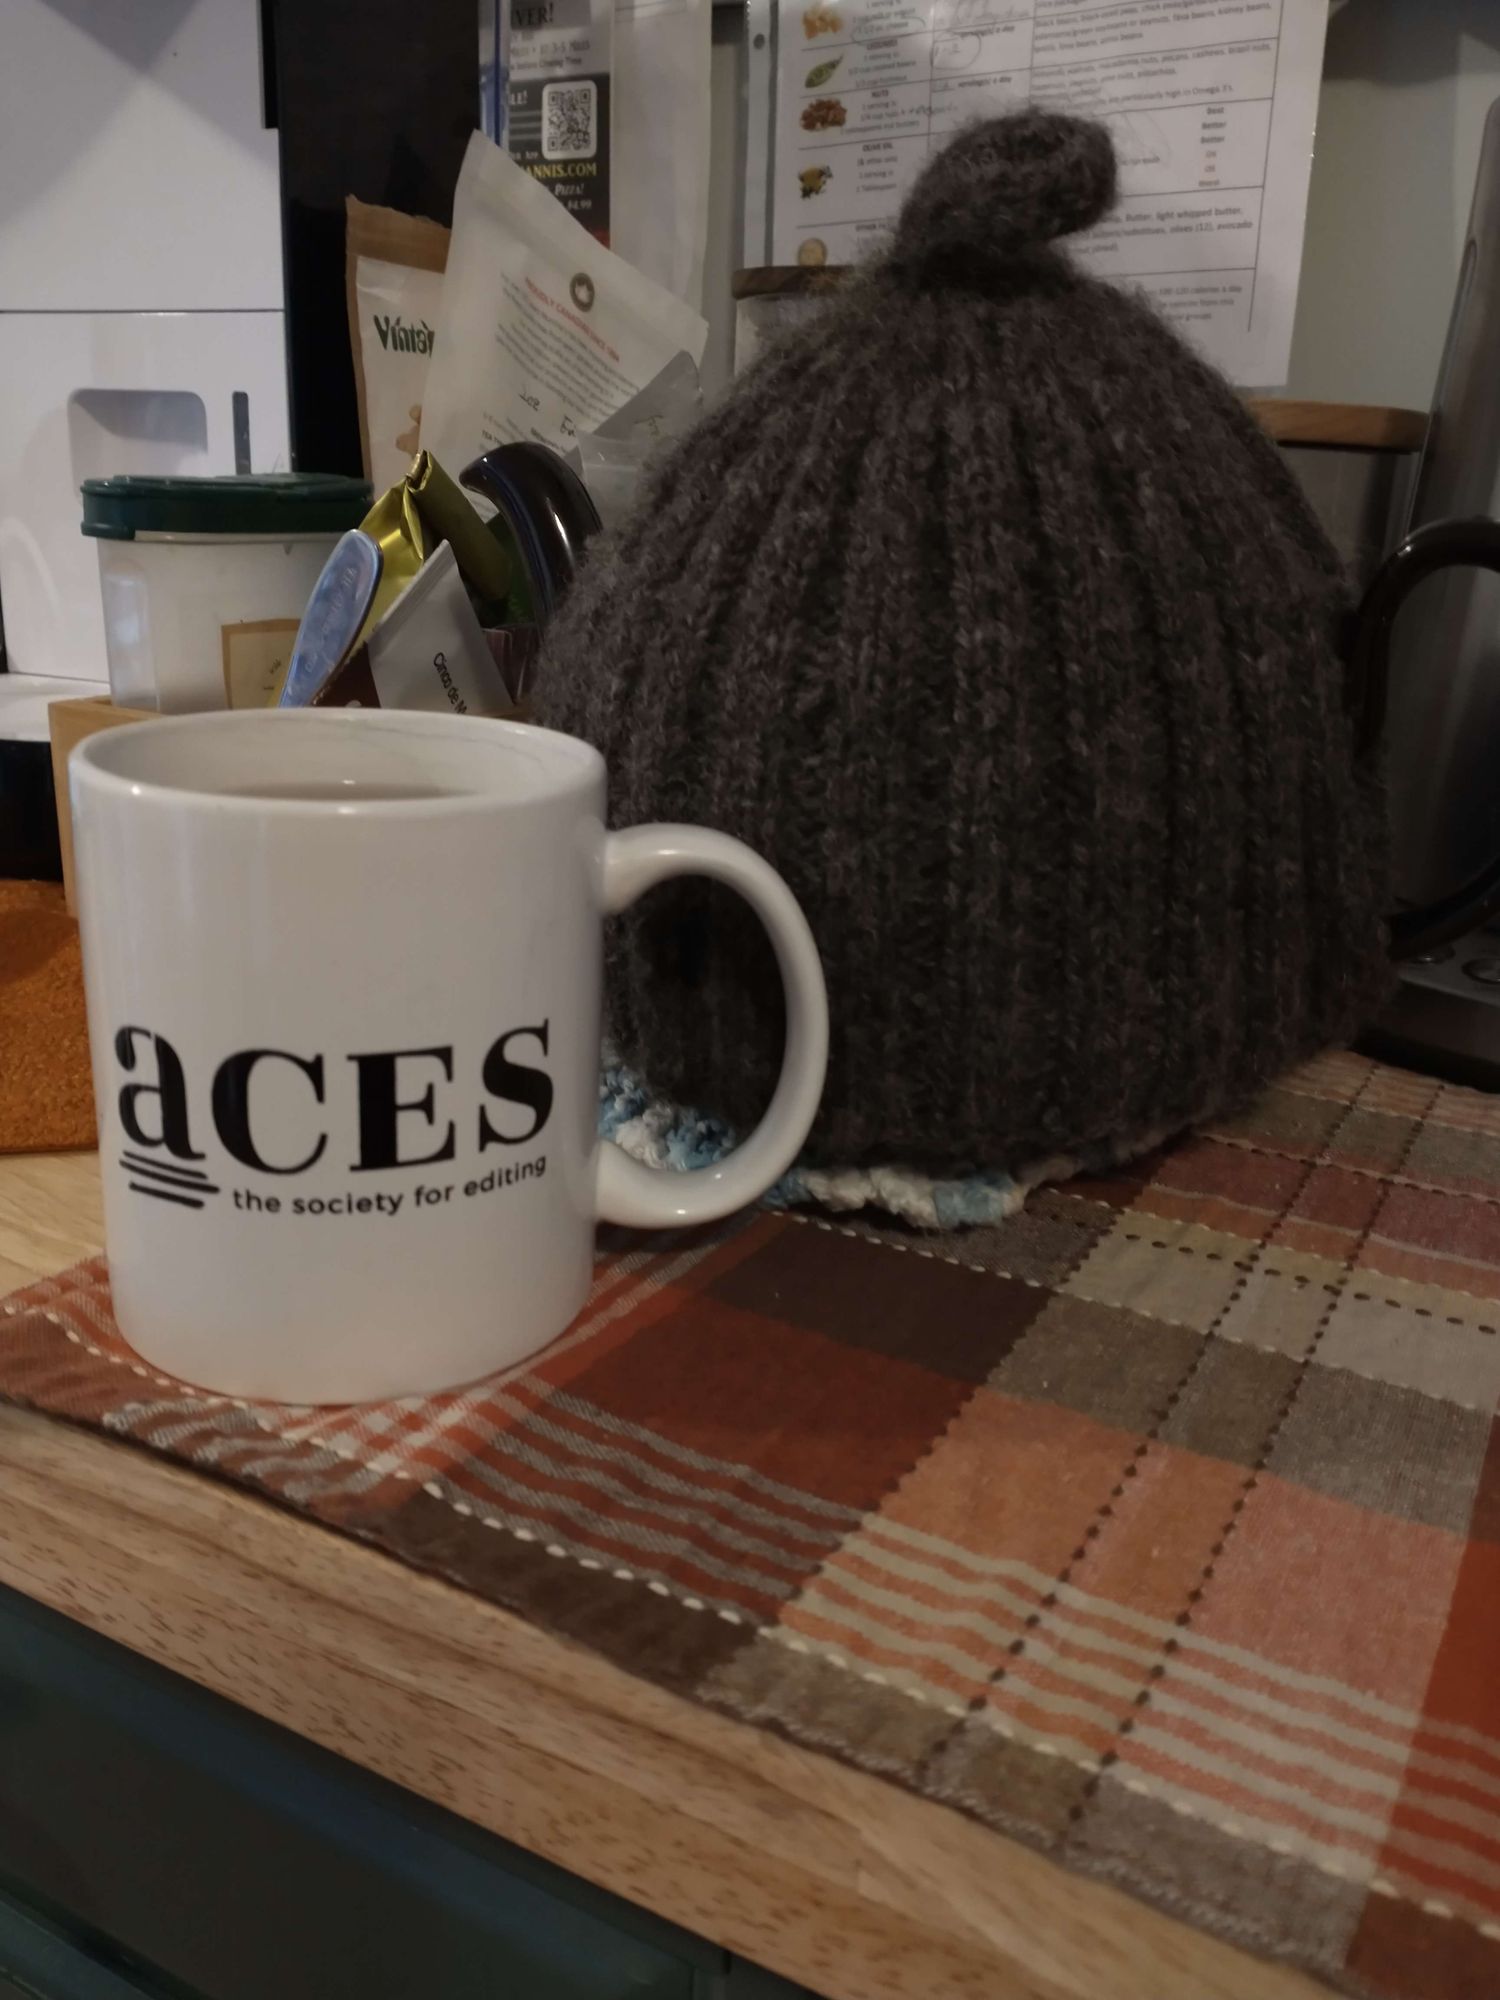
top-left (80, 474), bottom-right (372, 713)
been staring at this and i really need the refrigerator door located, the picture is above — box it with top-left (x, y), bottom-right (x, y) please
top-left (0, 310), bottom-right (288, 683)
top-left (0, 0), bottom-right (281, 316)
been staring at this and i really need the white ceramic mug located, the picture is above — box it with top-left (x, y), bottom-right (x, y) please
top-left (71, 710), bottom-right (828, 1403)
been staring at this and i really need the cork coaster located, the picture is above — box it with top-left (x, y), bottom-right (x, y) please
top-left (0, 880), bottom-right (95, 1153)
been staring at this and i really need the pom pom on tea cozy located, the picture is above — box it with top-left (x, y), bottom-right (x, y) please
top-left (543, 111), bottom-right (1391, 1176)
top-left (890, 110), bottom-right (1116, 275)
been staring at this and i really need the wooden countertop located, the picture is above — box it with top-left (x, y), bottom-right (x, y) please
top-left (0, 1152), bottom-right (1326, 2000)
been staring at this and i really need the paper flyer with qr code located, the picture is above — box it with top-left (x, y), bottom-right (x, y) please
top-left (508, 0), bottom-right (614, 243)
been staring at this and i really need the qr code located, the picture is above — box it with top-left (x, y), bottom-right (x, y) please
top-left (542, 80), bottom-right (598, 161)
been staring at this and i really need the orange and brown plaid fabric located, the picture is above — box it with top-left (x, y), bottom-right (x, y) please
top-left (4, 1047), bottom-right (1500, 1999)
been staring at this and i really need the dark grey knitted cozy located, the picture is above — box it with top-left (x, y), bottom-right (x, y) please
top-left (539, 111), bottom-right (1391, 1173)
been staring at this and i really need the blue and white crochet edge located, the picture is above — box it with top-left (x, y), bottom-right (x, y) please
top-left (598, 1063), bottom-right (1083, 1231)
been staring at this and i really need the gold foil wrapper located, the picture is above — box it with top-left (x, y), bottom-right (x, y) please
top-left (409, 451), bottom-right (511, 609)
top-left (355, 479), bottom-right (432, 645)
top-left (353, 454), bottom-right (513, 654)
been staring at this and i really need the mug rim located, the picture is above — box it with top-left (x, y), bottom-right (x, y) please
top-left (71, 708), bottom-right (606, 816)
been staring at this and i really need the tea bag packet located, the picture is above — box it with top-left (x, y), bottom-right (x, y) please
top-left (356, 476), bottom-right (432, 640)
top-left (344, 198), bottom-right (450, 492)
top-left (345, 455), bottom-right (518, 665)
top-left (313, 544), bottom-right (513, 716)
top-left (408, 452), bottom-right (512, 620)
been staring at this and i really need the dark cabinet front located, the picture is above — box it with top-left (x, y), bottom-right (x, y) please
top-left (0, 1588), bottom-right (807, 2000)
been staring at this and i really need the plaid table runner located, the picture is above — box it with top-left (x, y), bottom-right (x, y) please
top-left (4, 1048), bottom-right (1500, 1999)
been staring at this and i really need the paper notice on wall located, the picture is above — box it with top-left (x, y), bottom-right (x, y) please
top-left (771, 0), bottom-right (1330, 386)
top-left (508, 0), bottom-right (614, 241)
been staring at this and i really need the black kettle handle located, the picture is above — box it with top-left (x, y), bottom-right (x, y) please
top-left (1348, 515), bottom-right (1500, 959)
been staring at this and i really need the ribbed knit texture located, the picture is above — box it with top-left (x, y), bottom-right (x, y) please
top-left (538, 112), bottom-right (1392, 1173)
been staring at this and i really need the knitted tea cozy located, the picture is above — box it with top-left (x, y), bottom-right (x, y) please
top-left (541, 111), bottom-right (1390, 1174)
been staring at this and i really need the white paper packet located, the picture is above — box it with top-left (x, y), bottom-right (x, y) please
top-left (567, 349), bottom-right (702, 529)
top-left (419, 134), bottom-right (708, 476)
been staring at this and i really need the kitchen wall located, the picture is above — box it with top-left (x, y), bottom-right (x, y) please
top-left (1287, 0), bottom-right (1500, 412)
top-left (704, 9), bottom-right (747, 398)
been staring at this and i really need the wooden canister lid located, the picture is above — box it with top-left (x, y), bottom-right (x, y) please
top-left (1244, 400), bottom-right (1427, 452)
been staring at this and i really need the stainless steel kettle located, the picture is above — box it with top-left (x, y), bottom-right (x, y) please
top-left (1350, 515), bottom-right (1500, 960)
top-left (1355, 97), bottom-right (1500, 1085)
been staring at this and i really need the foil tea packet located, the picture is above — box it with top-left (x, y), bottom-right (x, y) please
top-left (313, 543), bottom-right (513, 716)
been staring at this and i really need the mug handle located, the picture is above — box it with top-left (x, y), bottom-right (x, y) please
top-left (596, 825), bottom-right (829, 1229)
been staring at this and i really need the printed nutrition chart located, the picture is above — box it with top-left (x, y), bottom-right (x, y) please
top-left (771, 0), bottom-right (1330, 385)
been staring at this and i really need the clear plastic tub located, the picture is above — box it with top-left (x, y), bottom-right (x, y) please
top-left (80, 474), bottom-right (371, 713)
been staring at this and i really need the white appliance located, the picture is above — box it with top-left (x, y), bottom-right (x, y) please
top-left (0, 0), bottom-right (289, 704)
